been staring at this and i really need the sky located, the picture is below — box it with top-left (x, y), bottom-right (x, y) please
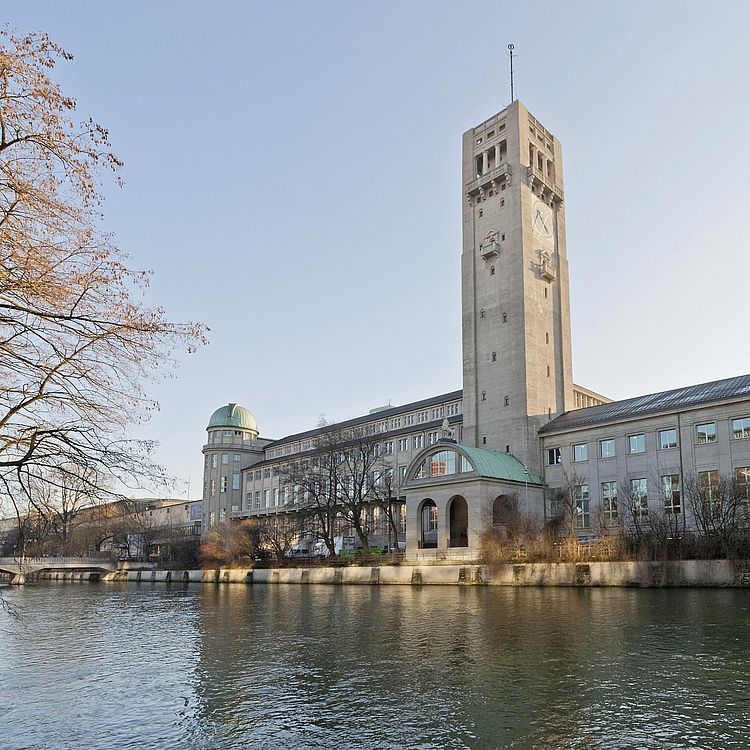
top-left (6, 1), bottom-right (750, 498)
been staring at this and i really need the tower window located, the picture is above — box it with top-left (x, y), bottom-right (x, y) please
top-left (502, 313), bottom-right (507, 323)
top-left (501, 234), bottom-right (506, 241)
top-left (547, 365), bottom-right (551, 377)
top-left (482, 437), bottom-right (487, 445)
top-left (546, 332), bottom-right (549, 344)
top-left (492, 352), bottom-right (497, 362)
top-left (490, 266), bottom-right (495, 276)
top-left (481, 391), bottom-right (487, 401)
top-left (500, 199), bottom-right (505, 207)
top-left (479, 209), bottom-right (483, 217)
top-left (544, 287), bottom-right (548, 299)
top-left (504, 396), bottom-right (510, 406)
top-left (480, 309), bottom-right (485, 319)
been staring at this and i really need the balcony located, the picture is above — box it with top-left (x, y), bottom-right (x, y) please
top-left (540, 260), bottom-right (557, 282)
top-left (527, 165), bottom-right (564, 202)
top-left (466, 163), bottom-right (511, 195)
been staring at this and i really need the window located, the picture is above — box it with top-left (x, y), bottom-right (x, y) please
top-left (492, 352), bottom-right (497, 361)
top-left (399, 504), bottom-right (407, 533)
top-left (659, 429), bottom-right (678, 450)
top-left (263, 468), bottom-right (271, 478)
top-left (418, 411), bottom-right (429, 423)
top-left (211, 454), bottom-right (217, 468)
top-left (219, 508), bottom-right (226, 523)
top-left (233, 454), bottom-right (241, 462)
top-left (384, 441), bottom-right (394, 454)
top-left (490, 266), bottom-right (495, 276)
top-left (504, 396), bottom-right (510, 406)
top-left (601, 482), bottom-right (618, 522)
top-left (574, 484), bottom-right (590, 528)
top-left (481, 391), bottom-right (487, 401)
top-left (502, 313), bottom-right (508, 323)
top-left (221, 453), bottom-right (229, 465)
top-left (599, 439), bottom-right (616, 459)
top-left (428, 431), bottom-right (439, 445)
top-left (547, 447), bottom-right (562, 465)
top-left (255, 469), bottom-right (262, 480)
top-left (696, 422), bottom-right (717, 444)
top-left (432, 407), bottom-right (445, 419)
top-left (736, 467), bottom-right (750, 503)
top-left (263, 490), bottom-right (269, 507)
top-left (223, 430), bottom-right (231, 437)
top-left (628, 434), bottom-right (646, 454)
top-left (413, 435), bottom-right (424, 450)
top-left (429, 450), bottom-right (457, 477)
top-left (630, 478), bottom-right (648, 517)
top-left (399, 466), bottom-right (407, 485)
top-left (479, 209), bottom-right (483, 217)
top-left (220, 476), bottom-right (227, 493)
top-left (232, 473), bottom-right (240, 490)
top-left (662, 474), bottom-right (681, 514)
top-left (405, 414), bottom-right (415, 426)
top-left (732, 417), bottom-right (750, 440)
top-left (254, 491), bottom-right (260, 510)
top-left (398, 438), bottom-right (408, 452)
top-left (447, 402), bottom-right (461, 416)
top-left (572, 443), bottom-right (588, 462)
top-left (391, 418), bottom-right (402, 429)
top-left (210, 479), bottom-right (216, 497)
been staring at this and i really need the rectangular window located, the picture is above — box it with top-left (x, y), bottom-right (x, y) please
top-left (732, 417), bottom-right (750, 440)
top-left (384, 441), bottom-right (394, 454)
top-left (399, 466), bottom-right (407, 485)
top-left (273, 488), bottom-right (279, 507)
top-left (263, 490), bottom-right (269, 507)
top-left (211, 454), bottom-right (218, 468)
top-left (601, 481), bottom-right (618, 522)
top-left (404, 414), bottom-right (415, 426)
top-left (221, 453), bottom-right (229, 464)
top-left (233, 453), bottom-right (241, 462)
top-left (599, 439), bottom-right (616, 459)
top-left (658, 428), bottom-right (678, 450)
top-left (574, 484), bottom-right (590, 528)
top-left (390, 418), bottom-right (402, 429)
top-left (696, 422), bottom-right (717, 444)
top-left (661, 474), bottom-right (681, 514)
top-left (220, 476), bottom-right (227, 493)
top-left (255, 469), bottom-right (262, 480)
top-left (254, 491), bottom-right (260, 510)
top-left (572, 443), bottom-right (588, 462)
top-left (547, 447), bottom-right (562, 465)
top-left (399, 503), bottom-right (407, 534)
top-left (736, 467), bottom-right (750, 503)
top-left (417, 411), bottom-right (429, 423)
top-left (232, 473), bottom-right (240, 490)
top-left (428, 431), bottom-right (439, 445)
top-left (628, 434), bottom-right (646, 454)
top-left (413, 435), bottom-right (424, 450)
top-left (219, 508), bottom-right (226, 523)
top-left (210, 479), bottom-right (216, 497)
top-left (398, 438), bottom-right (408, 452)
top-left (630, 478), bottom-right (648, 517)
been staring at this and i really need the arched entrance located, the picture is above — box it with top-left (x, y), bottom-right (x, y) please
top-left (419, 499), bottom-right (437, 549)
top-left (449, 496), bottom-right (468, 547)
top-left (493, 494), bottom-right (517, 526)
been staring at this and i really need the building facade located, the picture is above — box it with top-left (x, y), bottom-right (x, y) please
top-left (200, 98), bottom-right (750, 559)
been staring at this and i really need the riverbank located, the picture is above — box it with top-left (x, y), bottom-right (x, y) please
top-left (25, 559), bottom-right (750, 587)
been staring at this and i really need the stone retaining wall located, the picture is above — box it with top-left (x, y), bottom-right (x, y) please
top-left (33, 560), bottom-right (741, 587)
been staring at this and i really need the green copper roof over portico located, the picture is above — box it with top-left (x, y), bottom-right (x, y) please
top-left (456, 444), bottom-right (544, 485)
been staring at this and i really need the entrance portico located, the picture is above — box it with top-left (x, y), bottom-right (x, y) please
top-left (403, 440), bottom-right (545, 561)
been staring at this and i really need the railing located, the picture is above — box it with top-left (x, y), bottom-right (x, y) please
top-left (527, 166), bottom-right (563, 200)
top-left (0, 555), bottom-right (113, 565)
top-left (466, 163), bottom-right (511, 194)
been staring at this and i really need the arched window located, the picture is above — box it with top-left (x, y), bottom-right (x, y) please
top-left (413, 451), bottom-right (474, 481)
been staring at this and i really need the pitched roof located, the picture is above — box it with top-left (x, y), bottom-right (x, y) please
top-left (539, 373), bottom-right (750, 435)
top-left (266, 389), bottom-right (463, 447)
top-left (457, 444), bottom-right (544, 485)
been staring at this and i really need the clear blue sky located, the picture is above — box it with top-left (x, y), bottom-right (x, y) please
top-left (7, 1), bottom-right (750, 497)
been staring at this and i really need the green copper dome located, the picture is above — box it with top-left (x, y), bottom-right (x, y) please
top-left (207, 403), bottom-right (258, 433)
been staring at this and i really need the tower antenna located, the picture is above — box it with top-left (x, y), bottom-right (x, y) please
top-left (508, 44), bottom-right (515, 103)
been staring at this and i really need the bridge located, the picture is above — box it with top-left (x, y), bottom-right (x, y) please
top-left (0, 556), bottom-right (116, 584)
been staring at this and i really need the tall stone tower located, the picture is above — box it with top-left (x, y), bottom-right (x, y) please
top-left (461, 100), bottom-right (574, 474)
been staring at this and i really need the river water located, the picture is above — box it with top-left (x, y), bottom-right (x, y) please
top-left (2, 583), bottom-right (750, 749)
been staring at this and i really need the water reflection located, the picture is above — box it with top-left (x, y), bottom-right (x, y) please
top-left (1, 584), bottom-right (750, 749)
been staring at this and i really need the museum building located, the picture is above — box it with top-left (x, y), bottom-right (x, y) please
top-left (201, 99), bottom-right (750, 559)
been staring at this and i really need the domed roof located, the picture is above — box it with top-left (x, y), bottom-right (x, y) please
top-left (207, 403), bottom-right (258, 432)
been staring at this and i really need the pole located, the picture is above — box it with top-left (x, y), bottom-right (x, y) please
top-left (508, 44), bottom-right (515, 103)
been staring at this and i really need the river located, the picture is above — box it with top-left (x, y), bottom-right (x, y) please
top-left (1, 583), bottom-right (749, 749)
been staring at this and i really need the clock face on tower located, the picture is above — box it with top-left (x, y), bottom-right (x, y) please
top-left (532, 200), bottom-right (555, 246)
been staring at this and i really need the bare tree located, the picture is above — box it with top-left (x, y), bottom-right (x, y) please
top-left (0, 31), bottom-right (206, 545)
top-left (199, 519), bottom-right (260, 569)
